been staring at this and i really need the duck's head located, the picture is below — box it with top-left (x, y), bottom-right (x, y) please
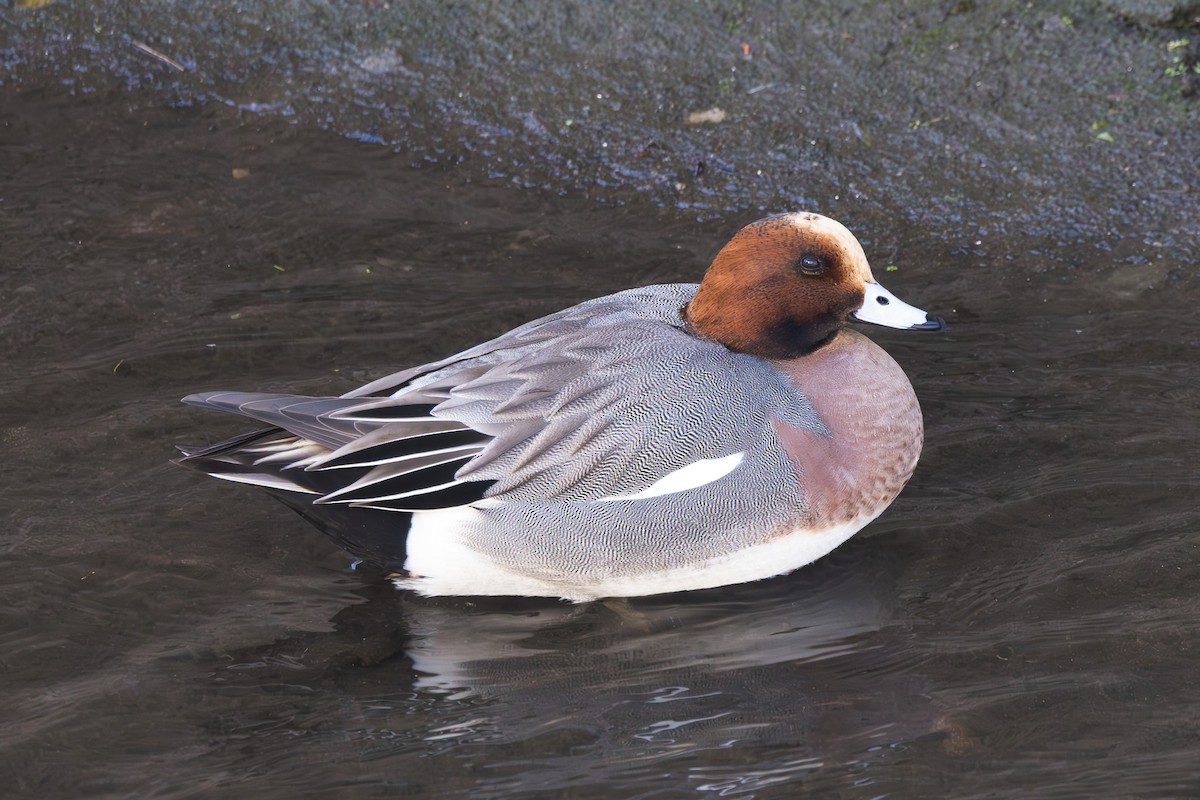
top-left (684, 212), bottom-right (944, 359)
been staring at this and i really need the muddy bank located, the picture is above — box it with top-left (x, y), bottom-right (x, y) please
top-left (4, 1), bottom-right (1198, 274)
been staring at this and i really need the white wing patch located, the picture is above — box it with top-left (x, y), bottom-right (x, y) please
top-left (593, 452), bottom-right (745, 503)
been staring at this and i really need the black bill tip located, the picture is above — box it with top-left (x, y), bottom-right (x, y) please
top-left (913, 315), bottom-right (947, 332)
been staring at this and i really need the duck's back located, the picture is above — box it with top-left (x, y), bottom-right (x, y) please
top-left (179, 284), bottom-right (829, 596)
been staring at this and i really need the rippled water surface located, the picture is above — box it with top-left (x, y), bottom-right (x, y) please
top-left (3, 90), bottom-right (1198, 799)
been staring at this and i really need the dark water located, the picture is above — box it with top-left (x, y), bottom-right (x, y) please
top-left (3, 89), bottom-right (1199, 799)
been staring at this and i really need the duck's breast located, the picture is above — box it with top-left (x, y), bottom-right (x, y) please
top-left (769, 329), bottom-right (924, 529)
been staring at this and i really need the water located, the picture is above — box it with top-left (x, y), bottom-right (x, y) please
top-left (3, 88), bottom-right (1199, 799)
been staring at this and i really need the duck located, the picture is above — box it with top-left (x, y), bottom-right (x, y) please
top-left (177, 212), bottom-right (943, 602)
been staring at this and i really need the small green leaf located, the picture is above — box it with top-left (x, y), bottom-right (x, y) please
top-left (886, 264), bottom-right (899, 272)
top-left (1095, 131), bottom-right (1114, 143)
top-left (272, 264), bottom-right (286, 272)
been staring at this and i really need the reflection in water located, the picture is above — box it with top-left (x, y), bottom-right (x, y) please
top-left (204, 546), bottom-right (937, 797)
top-left (407, 554), bottom-right (886, 694)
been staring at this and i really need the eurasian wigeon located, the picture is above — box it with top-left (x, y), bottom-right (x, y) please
top-left (178, 212), bottom-right (943, 601)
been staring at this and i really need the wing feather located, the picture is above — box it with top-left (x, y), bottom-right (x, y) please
top-left (316, 456), bottom-right (480, 504)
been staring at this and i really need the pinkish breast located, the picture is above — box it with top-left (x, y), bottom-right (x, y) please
top-left (769, 329), bottom-right (924, 529)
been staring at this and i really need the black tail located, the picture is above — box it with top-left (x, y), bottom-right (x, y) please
top-left (176, 427), bottom-right (412, 573)
top-left (266, 489), bottom-right (411, 573)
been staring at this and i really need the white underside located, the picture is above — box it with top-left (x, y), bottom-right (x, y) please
top-left (395, 506), bottom-right (882, 602)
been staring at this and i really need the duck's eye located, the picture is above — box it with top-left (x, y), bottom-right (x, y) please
top-left (797, 255), bottom-right (825, 276)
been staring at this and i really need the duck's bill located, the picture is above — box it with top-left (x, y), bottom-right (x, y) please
top-left (851, 281), bottom-right (946, 331)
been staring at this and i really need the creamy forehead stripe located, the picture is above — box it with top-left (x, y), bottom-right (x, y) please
top-left (784, 212), bottom-right (859, 247)
top-left (593, 452), bottom-right (746, 503)
top-left (783, 211), bottom-right (849, 234)
top-left (782, 211), bottom-right (873, 279)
